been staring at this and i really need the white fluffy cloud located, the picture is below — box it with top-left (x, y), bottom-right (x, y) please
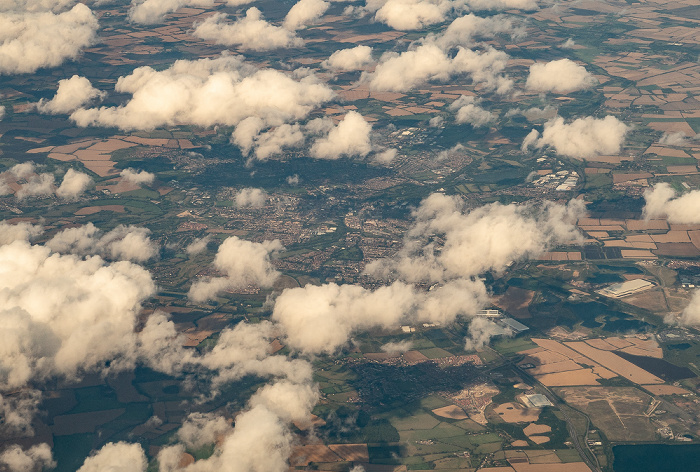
top-left (46, 223), bottom-right (158, 262)
top-left (321, 45), bottom-right (374, 70)
top-left (284, 0), bottom-right (329, 30)
top-left (177, 413), bottom-right (231, 449)
top-left (77, 442), bottom-right (146, 472)
top-left (449, 95), bottom-right (494, 127)
top-left (235, 187), bottom-right (267, 209)
top-left (365, 43), bottom-right (511, 93)
top-left (273, 279), bottom-right (489, 354)
top-left (193, 9), bottom-right (303, 51)
top-left (37, 75), bottom-right (104, 114)
top-left (120, 168), bottom-right (154, 186)
top-left (186, 235), bottom-right (211, 255)
top-left (366, 192), bottom-right (585, 283)
top-left (526, 59), bottom-right (597, 93)
top-left (0, 444), bottom-right (54, 472)
top-left (374, 0), bottom-right (453, 30)
top-left (464, 0), bottom-right (537, 10)
top-left (680, 290), bottom-right (700, 326)
top-left (523, 116), bottom-right (630, 159)
top-left (432, 13), bottom-right (518, 49)
top-left (0, 4), bottom-right (98, 75)
top-left (189, 237), bottom-right (283, 302)
top-left (659, 131), bottom-right (691, 146)
top-left (128, 0), bottom-right (215, 24)
top-left (643, 183), bottom-right (700, 224)
top-left (310, 111), bottom-right (373, 159)
top-left (71, 54), bottom-right (334, 131)
top-left (0, 236), bottom-right (155, 389)
top-left (56, 168), bottom-right (92, 200)
top-left (232, 118), bottom-right (306, 161)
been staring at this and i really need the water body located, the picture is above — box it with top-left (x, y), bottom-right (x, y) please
top-left (613, 444), bottom-right (700, 472)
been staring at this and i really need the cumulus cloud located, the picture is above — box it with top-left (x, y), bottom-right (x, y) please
top-left (188, 236), bottom-right (283, 302)
top-left (374, 0), bottom-right (453, 30)
top-left (273, 279), bottom-right (489, 354)
top-left (561, 38), bottom-right (575, 48)
top-left (464, 0), bottom-right (538, 11)
top-left (56, 168), bottom-right (92, 200)
top-left (128, 0), bottom-right (215, 24)
top-left (0, 0), bottom-right (76, 12)
top-left (0, 106), bottom-right (5, 121)
top-left (464, 317), bottom-right (511, 350)
top-left (287, 174), bottom-right (299, 185)
top-left (284, 0), bottom-right (329, 30)
top-left (46, 223), bottom-right (158, 262)
top-left (0, 237), bottom-right (155, 389)
top-left (643, 183), bottom-right (700, 224)
top-left (232, 119), bottom-right (306, 161)
top-left (120, 168), bottom-right (154, 186)
top-left (71, 54), bottom-right (334, 131)
top-left (680, 290), bottom-right (700, 326)
top-left (523, 116), bottom-right (630, 159)
top-left (659, 131), bottom-right (691, 146)
top-left (449, 95), bottom-right (494, 127)
top-left (366, 192), bottom-right (585, 284)
top-left (193, 9), bottom-right (303, 51)
top-left (235, 187), bottom-right (267, 209)
top-left (0, 391), bottom-right (40, 437)
top-left (381, 340), bottom-right (413, 354)
top-left (177, 412), bottom-right (231, 449)
top-left (374, 148), bottom-right (398, 164)
top-left (430, 13), bottom-right (517, 48)
top-left (0, 4), bottom-right (98, 75)
top-left (310, 111), bottom-right (373, 159)
top-left (77, 442), bottom-right (146, 472)
top-left (0, 221), bottom-right (42, 246)
top-left (365, 43), bottom-right (511, 93)
top-left (186, 235), bottom-right (211, 255)
top-left (16, 174), bottom-right (54, 200)
top-left (506, 105), bottom-right (557, 122)
top-left (321, 45), bottom-right (374, 70)
top-left (0, 444), bottom-right (54, 472)
top-left (37, 75), bottom-right (104, 114)
top-left (526, 59), bottom-right (597, 93)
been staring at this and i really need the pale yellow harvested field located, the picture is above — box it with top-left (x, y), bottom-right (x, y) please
top-left (529, 360), bottom-right (582, 375)
top-left (645, 146), bottom-right (691, 158)
top-left (74, 150), bottom-right (112, 161)
top-left (651, 231), bottom-right (690, 243)
top-left (529, 436), bottom-right (550, 444)
top-left (525, 450), bottom-right (560, 464)
top-left (511, 440), bottom-right (528, 447)
top-left (82, 161), bottom-right (117, 177)
top-left (620, 346), bottom-right (661, 358)
top-left (590, 365), bottom-right (617, 380)
top-left (603, 337), bottom-right (634, 349)
top-left (290, 445), bottom-right (341, 466)
top-left (621, 249), bottom-right (657, 259)
top-left (564, 342), bottom-right (663, 384)
top-left (643, 385), bottom-right (691, 396)
top-left (75, 205), bottom-right (125, 216)
top-left (432, 405), bottom-right (469, 420)
top-left (48, 153), bottom-right (76, 162)
top-left (27, 146), bottom-right (53, 154)
top-left (531, 339), bottom-right (581, 360)
top-left (519, 347), bottom-right (544, 356)
top-left (523, 424), bottom-right (551, 435)
top-left (87, 139), bottom-right (136, 152)
top-left (493, 403), bottom-right (540, 423)
top-left (648, 121), bottom-right (696, 135)
top-left (626, 219), bottom-right (668, 231)
top-left (328, 444), bottom-right (369, 462)
top-left (510, 463), bottom-right (591, 472)
top-left (525, 350), bottom-right (569, 364)
top-left (478, 468), bottom-right (515, 472)
top-left (667, 165), bottom-right (698, 173)
top-left (585, 339), bottom-right (618, 351)
top-left (536, 369), bottom-right (600, 387)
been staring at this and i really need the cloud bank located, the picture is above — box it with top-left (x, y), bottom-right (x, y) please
top-left (643, 183), bottom-right (700, 224)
